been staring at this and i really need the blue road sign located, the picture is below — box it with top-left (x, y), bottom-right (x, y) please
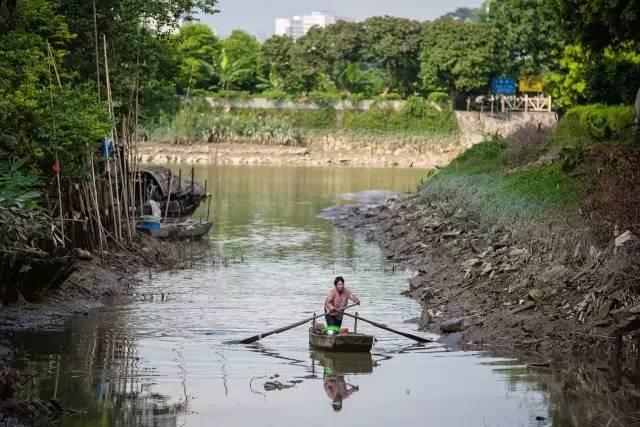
top-left (491, 77), bottom-right (516, 95)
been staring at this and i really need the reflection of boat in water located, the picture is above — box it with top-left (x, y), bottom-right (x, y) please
top-left (310, 351), bottom-right (374, 375)
top-left (311, 351), bottom-right (370, 413)
top-left (309, 325), bottom-right (374, 353)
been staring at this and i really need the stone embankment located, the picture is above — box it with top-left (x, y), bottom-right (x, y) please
top-left (136, 136), bottom-right (461, 168)
top-left (138, 111), bottom-right (557, 168)
top-left (326, 193), bottom-right (640, 364)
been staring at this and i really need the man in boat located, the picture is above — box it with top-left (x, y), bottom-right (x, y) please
top-left (324, 276), bottom-right (360, 328)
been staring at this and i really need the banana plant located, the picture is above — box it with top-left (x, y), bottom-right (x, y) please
top-left (203, 49), bottom-right (253, 91)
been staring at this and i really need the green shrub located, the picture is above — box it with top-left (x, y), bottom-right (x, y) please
top-left (289, 109), bottom-right (337, 130)
top-left (552, 104), bottom-right (635, 146)
top-left (427, 91), bottom-right (450, 108)
top-left (308, 91), bottom-right (343, 107)
top-left (260, 89), bottom-right (291, 102)
top-left (343, 100), bottom-right (459, 136)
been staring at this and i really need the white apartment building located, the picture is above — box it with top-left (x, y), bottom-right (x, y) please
top-left (274, 11), bottom-right (337, 39)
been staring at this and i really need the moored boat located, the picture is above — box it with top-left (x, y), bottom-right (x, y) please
top-left (138, 220), bottom-right (212, 240)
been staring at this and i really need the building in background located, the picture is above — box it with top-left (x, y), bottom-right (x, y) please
top-left (274, 11), bottom-right (337, 39)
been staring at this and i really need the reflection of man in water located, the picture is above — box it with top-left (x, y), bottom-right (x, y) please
top-left (323, 370), bottom-right (359, 412)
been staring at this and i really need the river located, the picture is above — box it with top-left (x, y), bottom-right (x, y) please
top-left (8, 165), bottom-right (579, 426)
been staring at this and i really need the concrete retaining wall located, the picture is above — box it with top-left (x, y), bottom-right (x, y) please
top-left (456, 111), bottom-right (558, 146)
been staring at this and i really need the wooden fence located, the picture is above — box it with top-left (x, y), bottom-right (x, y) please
top-left (466, 95), bottom-right (553, 113)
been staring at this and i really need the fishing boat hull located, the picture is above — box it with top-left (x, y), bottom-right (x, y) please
top-left (309, 328), bottom-right (374, 353)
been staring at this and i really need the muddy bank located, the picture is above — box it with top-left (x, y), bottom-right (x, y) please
top-left (135, 138), bottom-right (461, 168)
top-left (324, 193), bottom-right (640, 366)
top-left (0, 236), bottom-right (195, 426)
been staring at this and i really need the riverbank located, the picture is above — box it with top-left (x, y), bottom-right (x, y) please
top-left (0, 236), bottom-right (192, 426)
top-left (324, 105), bottom-right (640, 368)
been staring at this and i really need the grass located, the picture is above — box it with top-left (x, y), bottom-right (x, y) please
top-left (421, 137), bottom-right (583, 230)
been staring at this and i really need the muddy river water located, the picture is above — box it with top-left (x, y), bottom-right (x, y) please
top-left (8, 166), bottom-right (595, 426)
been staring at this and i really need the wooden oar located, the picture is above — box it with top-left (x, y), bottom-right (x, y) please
top-left (235, 303), bottom-right (360, 345)
top-left (341, 312), bottom-right (432, 343)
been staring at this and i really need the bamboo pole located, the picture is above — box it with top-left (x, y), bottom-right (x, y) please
top-left (54, 154), bottom-right (65, 247)
top-left (164, 170), bottom-right (173, 223)
top-left (190, 164), bottom-right (194, 196)
top-left (90, 155), bottom-right (106, 255)
top-left (204, 179), bottom-right (211, 222)
top-left (46, 44), bottom-right (65, 248)
top-left (92, 0), bottom-right (101, 101)
top-left (103, 35), bottom-right (121, 242)
top-left (120, 116), bottom-right (133, 243)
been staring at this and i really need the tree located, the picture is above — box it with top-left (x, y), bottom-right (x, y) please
top-left (546, 44), bottom-right (590, 109)
top-left (222, 30), bottom-right (260, 91)
top-left (360, 16), bottom-right (425, 95)
top-left (485, 0), bottom-right (563, 76)
top-left (258, 35), bottom-right (295, 79)
top-left (557, 0), bottom-right (640, 51)
top-left (177, 23), bottom-right (221, 93)
top-left (258, 35), bottom-right (315, 95)
top-left (0, 0), bottom-right (109, 172)
top-left (420, 19), bottom-right (495, 99)
top-left (442, 6), bottom-right (485, 23)
top-left (297, 20), bottom-right (363, 86)
top-left (54, 0), bottom-right (219, 120)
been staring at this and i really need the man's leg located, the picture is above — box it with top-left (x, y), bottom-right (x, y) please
top-left (325, 314), bottom-right (338, 326)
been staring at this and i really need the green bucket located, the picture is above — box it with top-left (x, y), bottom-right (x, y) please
top-left (323, 325), bottom-right (341, 335)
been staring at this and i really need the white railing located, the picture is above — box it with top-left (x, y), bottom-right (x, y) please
top-left (466, 95), bottom-right (553, 113)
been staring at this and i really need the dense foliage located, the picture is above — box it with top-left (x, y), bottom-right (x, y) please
top-left (2, 0), bottom-right (640, 246)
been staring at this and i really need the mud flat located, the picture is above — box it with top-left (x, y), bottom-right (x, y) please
top-left (0, 237), bottom-right (193, 426)
top-left (323, 191), bottom-right (640, 366)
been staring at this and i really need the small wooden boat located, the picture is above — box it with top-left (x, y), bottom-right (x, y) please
top-left (139, 221), bottom-right (212, 240)
top-left (309, 326), bottom-right (374, 353)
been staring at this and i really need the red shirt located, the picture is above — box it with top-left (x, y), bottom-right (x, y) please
top-left (324, 287), bottom-right (355, 319)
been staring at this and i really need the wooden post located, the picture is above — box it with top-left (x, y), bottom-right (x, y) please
top-left (54, 153), bottom-right (65, 248)
top-left (312, 312), bottom-right (316, 329)
top-left (548, 96), bottom-right (552, 112)
top-left (190, 164), bottom-right (194, 196)
top-left (177, 168), bottom-right (182, 218)
top-left (102, 36), bottom-right (120, 242)
top-left (354, 312), bottom-right (359, 334)
top-left (164, 170), bottom-right (173, 223)
top-left (90, 155), bottom-right (105, 256)
top-left (524, 94), bottom-right (529, 112)
top-left (205, 179), bottom-right (211, 222)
